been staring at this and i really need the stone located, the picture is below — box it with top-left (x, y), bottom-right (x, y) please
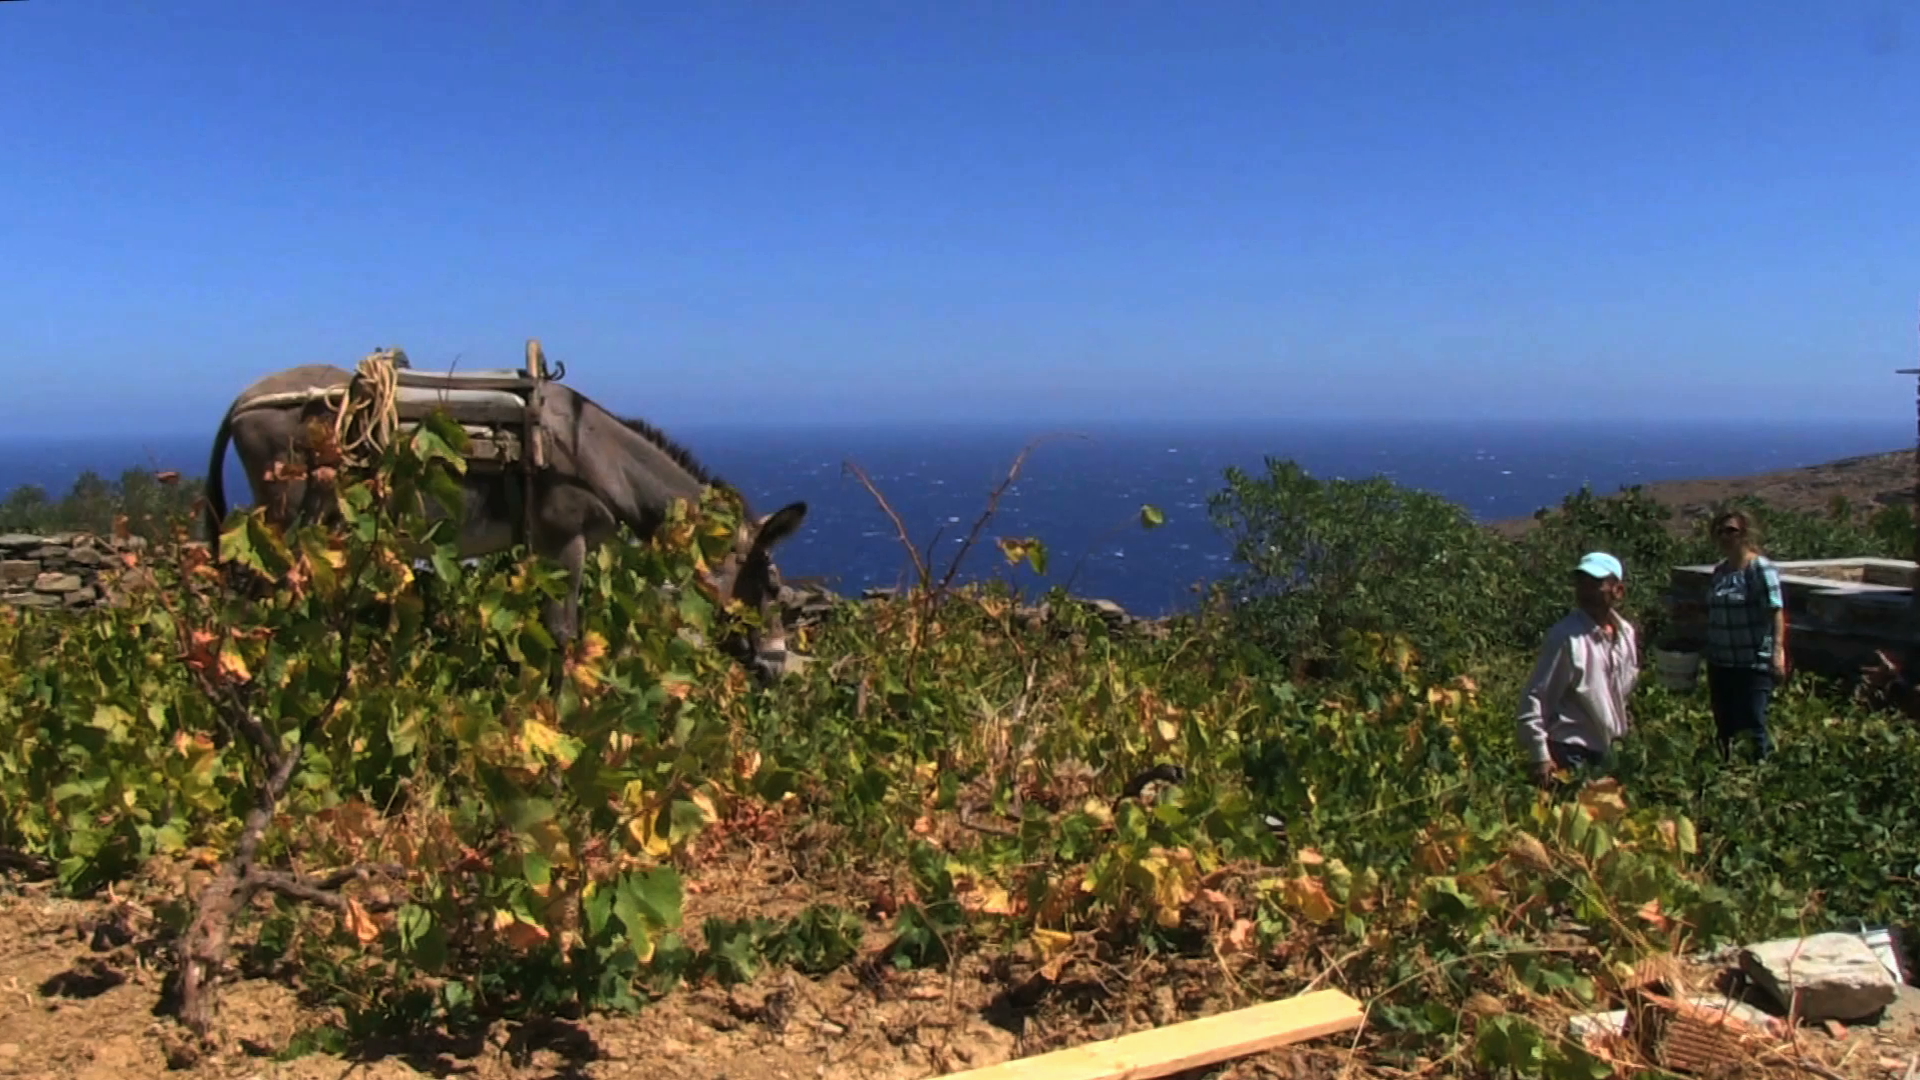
top-left (66, 546), bottom-right (104, 566)
top-left (33, 572), bottom-right (85, 594)
top-left (0, 560), bottom-right (37, 586)
top-left (27, 546), bottom-right (70, 560)
top-left (1740, 933), bottom-right (1900, 1022)
top-left (1567, 1010), bottom-right (1627, 1039)
top-left (0, 534), bottom-right (41, 550)
top-left (62, 586), bottom-right (98, 607)
top-left (3, 591), bottom-right (60, 608)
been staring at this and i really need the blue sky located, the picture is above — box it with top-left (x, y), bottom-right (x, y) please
top-left (1, 2), bottom-right (1915, 435)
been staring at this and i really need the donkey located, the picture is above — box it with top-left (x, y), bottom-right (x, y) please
top-left (202, 364), bottom-right (810, 679)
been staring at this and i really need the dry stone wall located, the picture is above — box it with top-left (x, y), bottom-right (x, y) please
top-left (0, 532), bottom-right (148, 611)
top-left (2, 539), bottom-right (1168, 631)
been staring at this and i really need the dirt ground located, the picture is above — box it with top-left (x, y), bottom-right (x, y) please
top-left (0, 860), bottom-right (1357, 1080)
top-left (1490, 448), bottom-right (1914, 539)
top-left (4, 847), bottom-right (1918, 1080)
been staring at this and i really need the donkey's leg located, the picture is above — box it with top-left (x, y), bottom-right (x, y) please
top-left (544, 531), bottom-right (588, 648)
top-left (530, 484), bottom-right (617, 651)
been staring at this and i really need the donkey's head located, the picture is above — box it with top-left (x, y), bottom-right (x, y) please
top-left (703, 500), bottom-right (809, 680)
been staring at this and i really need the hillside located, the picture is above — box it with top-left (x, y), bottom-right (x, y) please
top-left (1490, 447), bottom-right (1915, 540)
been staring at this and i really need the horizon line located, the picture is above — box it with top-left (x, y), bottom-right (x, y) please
top-left (0, 413), bottom-right (1910, 444)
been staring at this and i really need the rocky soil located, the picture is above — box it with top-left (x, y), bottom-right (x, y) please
top-left (1490, 448), bottom-right (1915, 540)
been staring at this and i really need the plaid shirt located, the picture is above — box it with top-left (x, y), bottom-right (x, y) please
top-left (1705, 556), bottom-right (1784, 670)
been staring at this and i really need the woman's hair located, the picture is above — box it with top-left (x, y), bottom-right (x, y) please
top-left (1710, 509), bottom-right (1761, 553)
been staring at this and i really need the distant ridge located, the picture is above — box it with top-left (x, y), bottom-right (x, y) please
top-left (1490, 448), bottom-right (1913, 539)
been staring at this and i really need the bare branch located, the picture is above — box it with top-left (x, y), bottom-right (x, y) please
top-left (937, 432), bottom-right (1086, 595)
top-left (0, 847), bottom-right (55, 879)
top-left (842, 459), bottom-right (931, 589)
top-left (174, 515), bottom-right (382, 1038)
top-left (248, 863), bottom-right (408, 911)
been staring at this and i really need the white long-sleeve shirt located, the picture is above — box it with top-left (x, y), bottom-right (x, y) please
top-left (1516, 609), bottom-right (1639, 765)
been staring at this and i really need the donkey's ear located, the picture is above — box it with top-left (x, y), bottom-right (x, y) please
top-left (750, 501), bottom-right (808, 553)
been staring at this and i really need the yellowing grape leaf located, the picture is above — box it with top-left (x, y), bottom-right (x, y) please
top-left (625, 813), bottom-right (673, 858)
top-left (1031, 927), bottom-right (1073, 963)
top-left (217, 641), bottom-right (252, 683)
top-left (1136, 851), bottom-right (1198, 928)
top-left (1507, 833), bottom-right (1555, 873)
top-left (961, 883), bottom-right (1016, 916)
top-left (1281, 872), bottom-right (1337, 924)
top-left (1194, 888), bottom-right (1236, 922)
top-left (1577, 778), bottom-right (1628, 823)
top-left (526, 818), bottom-right (574, 868)
top-left (522, 719), bottom-right (580, 767)
top-left (492, 909), bottom-right (550, 950)
top-left (573, 631), bottom-right (609, 666)
top-left (344, 898), bottom-right (380, 944)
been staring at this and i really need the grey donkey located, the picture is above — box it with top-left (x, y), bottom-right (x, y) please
top-left (202, 364), bottom-right (810, 679)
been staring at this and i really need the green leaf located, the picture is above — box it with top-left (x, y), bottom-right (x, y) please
top-left (418, 411), bottom-right (473, 460)
top-left (521, 851), bottom-right (552, 889)
top-left (677, 588), bottom-right (713, 629)
top-left (668, 798), bottom-right (709, 844)
top-left (506, 797), bottom-right (557, 832)
top-left (615, 867), bottom-right (684, 934)
top-left (1139, 503), bottom-right (1166, 529)
top-left (90, 704), bottom-right (134, 736)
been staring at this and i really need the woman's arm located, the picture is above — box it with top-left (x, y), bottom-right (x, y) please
top-left (1760, 561), bottom-right (1787, 679)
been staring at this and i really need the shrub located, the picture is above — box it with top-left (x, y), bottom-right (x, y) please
top-left (1206, 458), bottom-right (1517, 677)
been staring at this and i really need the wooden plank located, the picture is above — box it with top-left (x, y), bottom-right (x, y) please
top-left (396, 399), bottom-right (529, 425)
top-left (395, 371), bottom-right (535, 392)
top-left (931, 988), bottom-right (1364, 1080)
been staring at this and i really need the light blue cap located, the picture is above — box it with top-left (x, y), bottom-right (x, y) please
top-left (1576, 551), bottom-right (1624, 581)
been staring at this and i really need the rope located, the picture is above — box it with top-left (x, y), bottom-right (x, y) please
top-left (327, 347), bottom-right (403, 468)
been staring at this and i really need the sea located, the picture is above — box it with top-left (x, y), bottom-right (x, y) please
top-left (0, 419), bottom-right (1906, 617)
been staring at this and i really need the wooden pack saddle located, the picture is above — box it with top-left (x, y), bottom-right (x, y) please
top-left (387, 339), bottom-right (561, 474)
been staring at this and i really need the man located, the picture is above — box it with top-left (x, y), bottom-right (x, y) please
top-left (1516, 551), bottom-right (1640, 789)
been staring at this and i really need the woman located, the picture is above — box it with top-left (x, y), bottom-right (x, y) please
top-left (1703, 510), bottom-right (1788, 761)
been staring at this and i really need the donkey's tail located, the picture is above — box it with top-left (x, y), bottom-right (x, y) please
top-left (203, 404), bottom-right (238, 556)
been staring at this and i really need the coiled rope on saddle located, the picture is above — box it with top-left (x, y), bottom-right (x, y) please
top-left (325, 347), bottom-right (404, 468)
